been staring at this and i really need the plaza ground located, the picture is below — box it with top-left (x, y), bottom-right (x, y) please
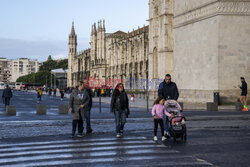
top-left (0, 90), bottom-right (249, 166)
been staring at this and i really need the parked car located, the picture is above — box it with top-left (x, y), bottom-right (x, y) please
top-left (0, 82), bottom-right (5, 90)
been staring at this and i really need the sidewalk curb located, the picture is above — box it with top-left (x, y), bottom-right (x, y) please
top-left (92, 99), bottom-right (149, 109)
top-left (93, 99), bottom-right (237, 111)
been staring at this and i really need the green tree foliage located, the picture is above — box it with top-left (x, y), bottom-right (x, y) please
top-left (56, 59), bottom-right (68, 69)
top-left (39, 55), bottom-right (68, 71)
top-left (16, 71), bottom-right (57, 87)
top-left (17, 56), bottom-right (67, 87)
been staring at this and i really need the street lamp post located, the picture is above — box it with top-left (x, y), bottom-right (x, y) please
top-left (54, 73), bottom-right (56, 89)
top-left (50, 72), bottom-right (52, 88)
top-left (146, 73), bottom-right (149, 112)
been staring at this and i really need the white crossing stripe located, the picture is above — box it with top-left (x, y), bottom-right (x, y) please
top-left (0, 140), bottom-right (159, 153)
top-left (0, 136), bottom-right (213, 167)
top-left (1, 156), bottom-right (214, 167)
top-left (0, 144), bottom-right (166, 158)
top-left (0, 136), bottom-right (147, 148)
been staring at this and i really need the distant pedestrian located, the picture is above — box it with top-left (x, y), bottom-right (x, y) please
top-left (92, 89), bottom-right (95, 97)
top-left (110, 83), bottom-right (129, 138)
top-left (238, 77), bottom-right (248, 111)
top-left (2, 85), bottom-right (13, 108)
top-left (53, 89), bottom-right (56, 98)
top-left (37, 88), bottom-right (43, 101)
top-left (97, 89), bottom-right (101, 97)
top-left (110, 87), bottom-right (113, 97)
top-left (48, 88), bottom-right (52, 96)
top-left (158, 74), bottom-right (179, 137)
top-left (152, 97), bottom-right (171, 141)
top-left (69, 81), bottom-right (90, 137)
top-left (100, 88), bottom-right (104, 97)
top-left (60, 89), bottom-right (64, 101)
top-left (131, 94), bottom-right (135, 102)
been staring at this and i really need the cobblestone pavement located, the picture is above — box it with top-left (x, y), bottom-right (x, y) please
top-left (0, 90), bottom-right (249, 167)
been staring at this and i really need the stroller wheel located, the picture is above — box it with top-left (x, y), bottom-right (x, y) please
top-left (173, 134), bottom-right (177, 142)
top-left (183, 133), bottom-right (187, 141)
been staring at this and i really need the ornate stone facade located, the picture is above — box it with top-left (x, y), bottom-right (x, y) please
top-left (148, 0), bottom-right (175, 98)
top-left (174, 0), bottom-right (250, 103)
top-left (67, 21), bottom-right (149, 89)
top-left (68, 0), bottom-right (250, 103)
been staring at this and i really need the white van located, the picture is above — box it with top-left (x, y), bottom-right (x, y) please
top-left (0, 82), bottom-right (5, 90)
top-left (8, 82), bottom-right (15, 89)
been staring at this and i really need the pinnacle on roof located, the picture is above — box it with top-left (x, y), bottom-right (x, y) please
top-left (70, 21), bottom-right (76, 36)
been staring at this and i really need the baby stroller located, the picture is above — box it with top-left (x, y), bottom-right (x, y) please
top-left (164, 100), bottom-right (187, 142)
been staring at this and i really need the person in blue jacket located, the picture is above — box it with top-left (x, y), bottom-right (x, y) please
top-left (2, 85), bottom-right (13, 108)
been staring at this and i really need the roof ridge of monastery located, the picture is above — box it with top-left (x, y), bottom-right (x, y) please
top-left (75, 25), bottom-right (149, 56)
top-left (106, 25), bottom-right (149, 38)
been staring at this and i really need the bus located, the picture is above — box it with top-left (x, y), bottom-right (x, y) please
top-left (22, 83), bottom-right (43, 90)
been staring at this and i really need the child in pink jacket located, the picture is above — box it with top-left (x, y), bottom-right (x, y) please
top-left (152, 97), bottom-right (171, 141)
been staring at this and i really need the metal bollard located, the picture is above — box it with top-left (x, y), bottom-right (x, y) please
top-left (99, 95), bottom-right (101, 113)
top-left (58, 105), bottom-right (68, 114)
top-left (36, 105), bottom-right (47, 115)
top-left (206, 102), bottom-right (218, 111)
top-left (146, 93), bottom-right (149, 112)
top-left (6, 106), bottom-right (16, 116)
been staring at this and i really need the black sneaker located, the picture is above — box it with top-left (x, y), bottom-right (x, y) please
top-left (87, 129), bottom-right (93, 134)
top-left (71, 133), bottom-right (75, 138)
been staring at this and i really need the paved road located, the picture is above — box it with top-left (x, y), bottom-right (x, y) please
top-left (0, 90), bottom-right (249, 167)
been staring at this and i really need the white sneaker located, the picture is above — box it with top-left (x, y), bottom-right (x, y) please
top-left (162, 136), bottom-right (167, 141)
top-left (116, 134), bottom-right (121, 138)
top-left (77, 134), bottom-right (83, 138)
top-left (164, 131), bottom-right (167, 135)
top-left (154, 136), bottom-right (158, 141)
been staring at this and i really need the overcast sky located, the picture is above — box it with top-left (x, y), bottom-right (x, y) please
top-left (0, 0), bottom-right (148, 62)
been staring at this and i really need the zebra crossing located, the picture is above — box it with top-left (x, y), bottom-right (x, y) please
top-left (0, 136), bottom-right (213, 167)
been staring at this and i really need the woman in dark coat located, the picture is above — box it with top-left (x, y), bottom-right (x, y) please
top-left (110, 83), bottom-right (129, 138)
top-left (69, 82), bottom-right (90, 137)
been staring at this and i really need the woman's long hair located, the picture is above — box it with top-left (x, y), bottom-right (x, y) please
top-left (112, 83), bottom-right (125, 98)
top-left (153, 96), bottom-right (164, 105)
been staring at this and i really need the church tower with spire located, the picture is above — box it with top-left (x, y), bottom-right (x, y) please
top-left (67, 22), bottom-right (77, 87)
top-left (90, 23), bottom-right (97, 66)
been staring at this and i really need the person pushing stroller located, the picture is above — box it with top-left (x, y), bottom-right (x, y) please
top-left (158, 74), bottom-right (179, 137)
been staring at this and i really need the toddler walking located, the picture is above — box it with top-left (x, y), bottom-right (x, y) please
top-left (152, 97), bottom-right (171, 141)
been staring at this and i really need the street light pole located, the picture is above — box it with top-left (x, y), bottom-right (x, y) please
top-left (50, 72), bottom-right (52, 88)
top-left (146, 74), bottom-right (149, 112)
top-left (54, 75), bottom-right (56, 88)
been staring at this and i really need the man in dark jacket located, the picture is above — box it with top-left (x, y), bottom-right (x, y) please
top-left (158, 74), bottom-right (179, 100)
top-left (82, 79), bottom-right (93, 134)
top-left (2, 85), bottom-right (13, 108)
top-left (158, 74), bottom-right (179, 137)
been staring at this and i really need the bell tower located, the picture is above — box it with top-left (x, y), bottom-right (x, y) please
top-left (67, 22), bottom-right (77, 87)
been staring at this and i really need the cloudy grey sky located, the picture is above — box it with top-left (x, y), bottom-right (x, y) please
top-left (0, 0), bottom-right (148, 62)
